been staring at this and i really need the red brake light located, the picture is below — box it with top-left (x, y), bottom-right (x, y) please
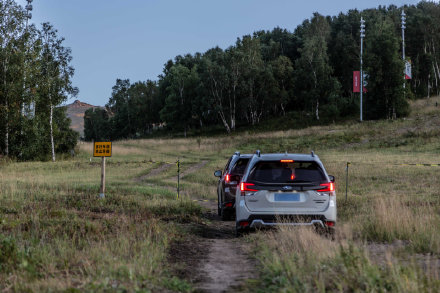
top-left (318, 182), bottom-right (335, 192)
top-left (281, 160), bottom-right (294, 163)
top-left (225, 174), bottom-right (230, 183)
top-left (240, 182), bottom-right (258, 192)
top-left (239, 221), bottom-right (250, 227)
top-left (325, 221), bottom-right (335, 227)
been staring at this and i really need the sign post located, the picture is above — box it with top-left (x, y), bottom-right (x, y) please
top-left (93, 142), bottom-right (112, 198)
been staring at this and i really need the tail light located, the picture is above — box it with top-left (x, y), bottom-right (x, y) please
top-left (239, 221), bottom-right (250, 227)
top-left (325, 221), bottom-right (335, 227)
top-left (225, 174), bottom-right (230, 183)
top-left (318, 182), bottom-right (335, 193)
top-left (240, 182), bottom-right (258, 195)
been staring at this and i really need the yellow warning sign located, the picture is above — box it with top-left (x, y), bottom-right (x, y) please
top-left (93, 142), bottom-right (112, 157)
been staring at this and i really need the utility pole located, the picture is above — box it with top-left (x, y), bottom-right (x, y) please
top-left (401, 10), bottom-right (406, 90)
top-left (360, 17), bottom-right (365, 122)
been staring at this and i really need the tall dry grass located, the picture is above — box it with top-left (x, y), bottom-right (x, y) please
top-left (359, 196), bottom-right (440, 253)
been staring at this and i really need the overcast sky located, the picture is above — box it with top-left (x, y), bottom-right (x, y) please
top-left (17, 0), bottom-right (423, 106)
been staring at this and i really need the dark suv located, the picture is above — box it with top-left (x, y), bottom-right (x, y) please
top-left (214, 152), bottom-right (252, 220)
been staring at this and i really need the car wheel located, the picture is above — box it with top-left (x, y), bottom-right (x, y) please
top-left (220, 206), bottom-right (228, 221)
top-left (235, 224), bottom-right (241, 237)
top-left (326, 227), bottom-right (336, 241)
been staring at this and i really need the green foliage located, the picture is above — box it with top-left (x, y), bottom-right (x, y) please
top-left (0, 1), bottom-right (78, 160)
top-left (84, 107), bottom-right (111, 141)
top-left (294, 13), bottom-right (341, 121)
top-left (0, 235), bottom-right (19, 272)
top-left (160, 64), bottom-right (200, 135)
top-left (365, 17), bottom-right (409, 119)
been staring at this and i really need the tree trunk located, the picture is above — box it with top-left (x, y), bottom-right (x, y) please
top-left (219, 110), bottom-right (231, 133)
top-left (428, 74), bottom-right (431, 99)
top-left (50, 102), bottom-right (55, 162)
top-left (3, 60), bottom-right (8, 156)
top-left (315, 100), bottom-right (320, 121)
top-left (5, 101), bottom-right (9, 156)
top-left (435, 60), bottom-right (440, 95)
top-left (230, 67), bottom-right (239, 131)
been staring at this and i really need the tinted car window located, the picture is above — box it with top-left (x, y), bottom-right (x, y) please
top-left (230, 158), bottom-right (250, 175)
top-left (223, 157), bottom-right (233, 174)
top-left (248, 161), bottom-right (325, 183)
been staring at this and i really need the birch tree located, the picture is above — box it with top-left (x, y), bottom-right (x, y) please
top-left (38, 23), bottom-right (75, 162)
top-left (0, 0), bottom-right (26, 156)
top-left (295, 13), bottom-right (340, 120)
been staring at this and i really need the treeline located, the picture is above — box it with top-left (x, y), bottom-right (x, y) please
top-left (0, 0), bottom-right (78, 161)
top-left (85, 2), bottom-right (440, 140)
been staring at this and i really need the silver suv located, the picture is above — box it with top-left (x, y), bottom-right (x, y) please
top-left (235, 151), bottom-right (336, 235)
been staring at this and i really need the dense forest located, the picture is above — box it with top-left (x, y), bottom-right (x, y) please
top-left (0, 0), bottom-right (78, 160)
top-left (85, 1), bottom-right (440, 140)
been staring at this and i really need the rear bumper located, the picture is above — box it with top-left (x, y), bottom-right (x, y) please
top-left (242, 214), bottom-right (329, 228)
top-left (250, 219), bottom-right (326, 228)
top-left (235, 198), bottom-right (337, 226)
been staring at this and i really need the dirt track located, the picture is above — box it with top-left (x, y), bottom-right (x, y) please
top-left (140, 160), bottom-right (256, 292)
top-left (171, 200), bottom-right (256, 293)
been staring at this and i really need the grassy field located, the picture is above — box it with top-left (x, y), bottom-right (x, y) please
top-left (1, 97), bottom-right (440, 291)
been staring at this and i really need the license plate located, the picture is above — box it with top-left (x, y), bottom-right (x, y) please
top-left (274, 193), bottom-right (300, 202)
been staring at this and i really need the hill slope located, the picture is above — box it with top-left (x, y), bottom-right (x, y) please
top-left (65, 100), bottom-right (101, 137)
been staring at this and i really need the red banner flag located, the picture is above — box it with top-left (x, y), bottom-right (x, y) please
top-left (353, 71), bottom-right (360, 93)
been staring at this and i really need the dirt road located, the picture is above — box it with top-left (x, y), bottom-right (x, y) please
top-left (170, 200), bottom-right (256, 293)
top-left (140, 160), bottom-right (257, 292)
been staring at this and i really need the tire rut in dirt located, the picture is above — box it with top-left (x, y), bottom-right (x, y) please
top-left (169, 206), bottom-right (256, 293)
top-left (134, 163), bottom-right (173, 182)
top-left (170, 160), bottom-right (208, 181)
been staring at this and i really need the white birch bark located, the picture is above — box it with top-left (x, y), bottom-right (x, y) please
top-left (3, 61), bottom-right (8, 156)
top-left (50, 101), bottom-right (55, 162)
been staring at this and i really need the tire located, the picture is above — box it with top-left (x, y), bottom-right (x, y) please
top-left (235, 224), bottom-right (241, 237)
top-left (326, 227), bottom-right (336, 241)
top-left (220, 206), bottom-right (229, 221)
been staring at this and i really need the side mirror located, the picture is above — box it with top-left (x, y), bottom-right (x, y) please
top-left (328, 175), bottom-right (335, 183)
top-left (214, 170), bottom-right (222, 177)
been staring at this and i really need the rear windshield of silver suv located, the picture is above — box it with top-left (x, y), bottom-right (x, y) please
top-left (247, 161), bottom-right (326, 184)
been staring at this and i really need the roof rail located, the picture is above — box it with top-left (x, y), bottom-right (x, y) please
top-left (234, 151), bottom-right (240, 156)
top-left (256, 150), bottom-right (261, 157)
top-left (311, 151), bottom-right (315, 157)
